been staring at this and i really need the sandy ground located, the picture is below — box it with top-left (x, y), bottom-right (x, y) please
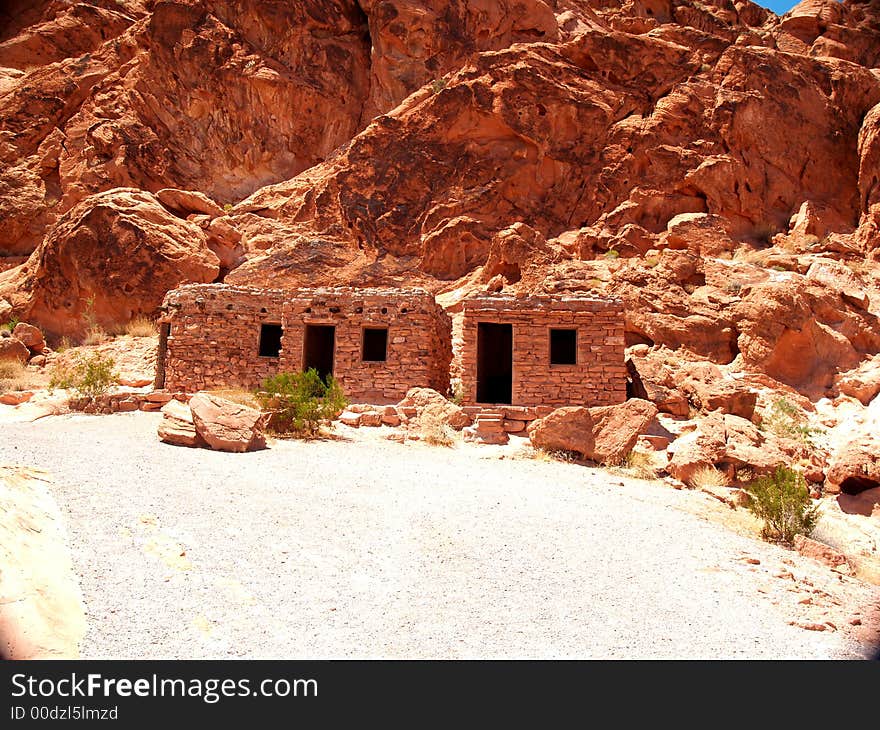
top-left (1, 411), bottom-right (878, 659)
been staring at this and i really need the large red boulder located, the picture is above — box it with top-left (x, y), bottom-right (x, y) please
top-left (0, 189), bottom-right (220, 338)
top-left (189, 392), bottom-right (268, 453)
top-left (0, 335), bottom-right (29, 364)
top-left (528, 399), bottom-right (658, 465)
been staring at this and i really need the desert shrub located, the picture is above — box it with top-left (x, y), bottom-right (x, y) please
top-left (760, 398), bottom-right (822, 445)
top-left (745, 466), bottom-right (819, 544)
top-left (82, 324), bottom-right (109, 346)
top-left (431, 78), bottom-right (446, 94)
top-left (725, 281), bottom-right (742, 295)
top-left (0, 360), bottom-right (26, 392)
top-left (689, 465), bottom-right (728, 489)
top-left (1, 317), bottom-right (19, 332)
top-left (418, 409), bottom-right (457, 447)
top-left (621, 449), bottom-right (657, 480)
top-left (49, 352), bottom-right (118, 398)
top-left (448, 379), bottom-right (464, 406)
top-left (256, 368), bottom-right (348, 436)
top-left (122, 316), bottom-right (158, 338)
top-left (603, 248), bottom-right (620, 259)
top-left (56, 336), bottom-right (71, 353)
top-left (519, 446), bottom-right (578, 463)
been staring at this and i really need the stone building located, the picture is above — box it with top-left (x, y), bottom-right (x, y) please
top-left (156, 284), bottom-right (452, 402)
top-left (459, 294), bottom-right (626, 407)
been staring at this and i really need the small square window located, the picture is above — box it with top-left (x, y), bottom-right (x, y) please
top-left (258, 323), bottom-right (282, 357)
top-left (362, 327), bottom-right (388, 362)
top-left (550, 328), bottom-right (577, 365)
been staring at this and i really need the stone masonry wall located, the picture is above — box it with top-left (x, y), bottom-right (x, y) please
top-left (460, 295), bottom-right (626, 407)
top-left (159, 284), bottom-right (452, 401)
top-left (280, 288), bottom-right (451, 402)
top-left (160, 285), bottom-right (287, 393)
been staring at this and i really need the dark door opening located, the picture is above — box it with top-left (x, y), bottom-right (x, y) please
top-left (304, 324), bottom-right (335, 381)
top-left (476, 322), bottom-right (513, 404)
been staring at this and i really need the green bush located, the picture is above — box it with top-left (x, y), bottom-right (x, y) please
top-left (745, 466), bottom-right (819, 545)
top-left (256, 369), bottom-right (348, 436)
top-left (760, 398), bottom-right (822, 445)
top-left (49, 352), bottom-right (118, 398)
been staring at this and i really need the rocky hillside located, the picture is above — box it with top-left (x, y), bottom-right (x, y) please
top-left (1, 0), bottom-right (879, 400)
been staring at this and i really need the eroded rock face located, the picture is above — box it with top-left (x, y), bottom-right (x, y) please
top-left (2, 0), bottom-right (880, 406)
top-left (826, 435), bottom-right (880, 496)
top-left (0, 189), bottom-right (220, 337)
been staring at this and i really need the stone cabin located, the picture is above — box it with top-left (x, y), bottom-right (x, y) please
top-left (459, 294), bottom-right (627, 408)
top-left (155, 284), bottom-right (452, 402)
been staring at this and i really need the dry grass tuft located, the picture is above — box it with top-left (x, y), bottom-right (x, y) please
top-left (421, 421), bottom-right (457, 448)
top-left (515, 445), bottom-right (578, 463)
top-left (121, 316), bottom-right (158, 338)
top-left (621, 449), bottom-right (657, 481)
top-left (689, 465), bottom-right (728, 489)
top-left (0, 361), bottom-right (45, 393)
top-left (82, 325), bottom-right (109, 346)
top-left (206, 388), bottom-right (261, 410)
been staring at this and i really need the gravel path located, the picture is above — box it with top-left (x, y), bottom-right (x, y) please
top-left (2, 412), bottom-right (876, 659)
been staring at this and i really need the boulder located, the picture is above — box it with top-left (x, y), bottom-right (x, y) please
top-left (626, 356), bottom-right (690, 416)
top-left (835, 357), bottom-right (880, 405)
top-left (189, 393), bottom-right (267, 453)
top-left (157, 399), bottom-right (203, 449)
top-left (667, 413), bottom-right (788, 484)
top-left (528, 399), bottom-right (657, 464)
top-left (826, 435), bottom-right (880, 495)
top-left (0, 189), bottom-right (220, 338)
top-left (660, 212), bottom-right (735, 257)
top-left (793, 535), bottom-right (851, 572)
top-left (11, 322), bottom-right (45, 354)
top-left (678, 361), bottom-right (757, 420)
top-left (0, 336), bottom-right (29, 363)
top-left (528, 406), bottom-right (594, 457)
top-left (338, 411), bottom-right (362, 427)
top-left (666, 413), bottom-right (727, 484)
top-left (0, 391), bottom-right (34, 405)
top-left (589, 399), bottom-right (659, 465)
top-left (398, 387), bottom-right (469, 430)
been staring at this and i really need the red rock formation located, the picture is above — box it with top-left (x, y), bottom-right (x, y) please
top-left (0, 189), bottom-right (220, 338)
top-left (2, 0), bottom-right (880, 401)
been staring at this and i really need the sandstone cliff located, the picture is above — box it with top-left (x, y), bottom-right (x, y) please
top-left (1, 0), bottom-right (879, 399)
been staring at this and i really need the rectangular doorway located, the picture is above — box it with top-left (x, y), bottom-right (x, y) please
top-left (303, 324), bottom-right (335, 381)
top-left (476, 322), bottom-right (513, 404)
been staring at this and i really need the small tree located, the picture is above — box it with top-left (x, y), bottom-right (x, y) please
top-left (745, 466), bottom-right (819, 545)
top-left (256, 369), bottom-right (348, 437)
top-left (49, 352), bottom-right (118, 398)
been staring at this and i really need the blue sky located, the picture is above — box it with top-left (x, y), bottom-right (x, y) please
top-left (756, 0), bottom-right (802, 13)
